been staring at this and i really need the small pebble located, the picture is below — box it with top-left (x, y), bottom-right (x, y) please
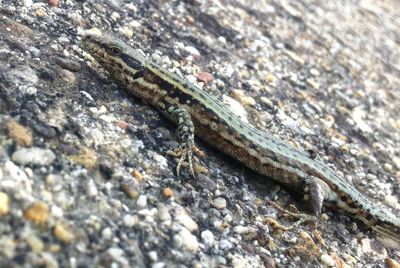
top-left (60, 69), bottom-right (76, 85)
top-left (54, 222), bottom-right (74, 243)
top-left (233, 226), bottom-right (250, 234)
top-left (212, 197), bottom-right (227, 209)
top-left (33, 123), bottom-right (56, 139)
top-left (6, 120), bottom-right (33, 147)
top-left (12, 147), bottom-right (56, 166)
top-left (360, 238), bottom-right (372, 253)
top-left (26, 234), bottom-right (44, 253)
top-left (102, 227), bottom-right (113, 240)
top-left (393, 157), bottom-right (400, 170)
top-left (157, 204), bottom-right (171, 222)
top-left (179, 228), bottom-right (199, 252)
top-left (125, 3), bottom-right (138, 12)
top-left (321, 213), bottom-right (329, 221)
top-left (107, 247), bottom-right (126, 263)
top-left (1, 161), bottom-right (31, 192)
top-left (184, 46), bottom-right (200, 57)
top-left (173, 233), bottom-right (183, 249)
top-left (152, 262), bottom-right (166, 268)
top-left (24, 201), bottom-right (49, 224)
top-left (53, 56), bottom-right (81, 72)
top-left (0, 192), bottom-right (10, 216)
top-left (48, 0), bottom-right (59, 6)
top-left (120, 26), bottom-right (134, 39)
top-left (68, 148), bottom-right (97, 169)
top-left (194, 174), bottom-right (217, 191)
top-left (86, 179), bottom-right (98, 197)
top-left (320, 254), bottom-right (336, 267)
top-left (231, 89), bottom-right (256, 107)
top-left (175, 208), bottom-right (198, 232)
top-left (383, 163), bottom-right (393, 172)
top-left (136, 195), bottom-right (147, 208)
top-left (306, 78), bottom-right (320, 90)
top-left (22, 0), bottom-right (33, 6)
top-left (162, 187), bottom-right (173, 198)
top-left (222, 95), bottom-right (248, 121)
top-left (201, 230), bottom-right (214, 246)
top-left (231, 255), bottom-right (252, 268)
top-left (384, 195), bottom-right (398, 206)
top-left (51, 205), bottom-right (63, 218)
top-left (133, 170), bottom-right (143, 182)
top-left (223, 214), bottom-right (232, 222)
top-left (148, 251), bottom-right (158, 262)
top-left (111, 12), bottom-right (121, 21)
top-left (123, 214), bottom-right (138, 228)
top-left (219, 239), bottom-right (233, 250)
top-left (197, 72), bottom-right (213, 85)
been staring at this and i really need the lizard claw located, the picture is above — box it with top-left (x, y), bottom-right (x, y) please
top-left (176, 145), bottom-right (194, 177)
top-left (268, 201), bottom-right (317, 230)
top-left (167, 142), bottom-right (200, 177)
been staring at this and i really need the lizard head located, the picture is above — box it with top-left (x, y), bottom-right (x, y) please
top-left (81, 32), bottom-right (146, 85)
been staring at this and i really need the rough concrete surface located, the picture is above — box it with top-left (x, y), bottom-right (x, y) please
top-left (0, 0), bottom-right (399, 267)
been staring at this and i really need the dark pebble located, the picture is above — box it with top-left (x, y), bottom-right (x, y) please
top-left (194, 173), bottom-right (217, 192)
top-left (52, 56), bottom-right (82, 72)
top-left (99, 159), bottom-right (114, 180)
top-left (38, 67), bottom-right (56, 81)
top-left (33, 123), bottom-right (57, 138)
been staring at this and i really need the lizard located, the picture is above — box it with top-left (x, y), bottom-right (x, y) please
top-left (81, 33), bottom-right (400, 248)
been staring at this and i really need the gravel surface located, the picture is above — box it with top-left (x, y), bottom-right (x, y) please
top-left (0, 0), bottom-right (400, 267)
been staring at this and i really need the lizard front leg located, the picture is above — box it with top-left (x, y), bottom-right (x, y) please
top-left (164, 105), bottom-right (203, 177)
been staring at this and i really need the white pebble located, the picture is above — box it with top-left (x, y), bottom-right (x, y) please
top-left (107, 247), bottom-right (124, 261)
top-left (179, 228), bottom-right (199, 252)
top-left (51, 205), bottom-right (63, 218)
top-left (125, 3), bottom-right (137, 12)
top-left (22, 0), bottom-right (33, 6)
top-left (219, 239), bottom-right (233, 250)
top-left (222, 95), bottom-right (248, 122)
top-left (173, 234), bottom-right (183, 248)
top-left (233, 225), bottom-right (249, 234)
top-left (393, 156), bottom-right (400, 170)
top-left (223, 214), bottom-right (232, 222)
top-left (320, 254), bottom-right (335, 267)
top-left (148, 251), bottom-right (158, 262)
top-left (213, 220), bottom-right (223, 229)
top-left (213, 197), bottom-right (227, 209)
top-left (102, 227), bottom-right (113, 240)
top-left (86, 179), bottom-right (98, 197)
top-left (157, 204), bottom-right (171, 222)
top-left (12, 147), bottom-right (55, 166)
top-left (111, 12), bottom-right (120, 21)
top-left (175, 208), bottom-right (198, 232)
top-left (123, 214), bottom-right (137, 228)
top-left (1, 161), bottom-right (31, 193)
top-left (184, 46), bottom-right (200, 57)
top-left (152, 262), bottom-right (165, 268)
top-left (136, 195), bottom-right (147, 208)
top-left (201, 230), bottom-right (214, 246)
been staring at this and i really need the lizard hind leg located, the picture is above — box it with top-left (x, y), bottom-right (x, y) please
top-left (302, 176), bottom-right (332, 215)
top-left (266, 176), bottom-right (329, 231)
top-left (268, 176), bottom-right (331, 230)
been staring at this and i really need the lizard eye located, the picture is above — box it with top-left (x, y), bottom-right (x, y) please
top-left (108, 46), bottom-right (122, 56)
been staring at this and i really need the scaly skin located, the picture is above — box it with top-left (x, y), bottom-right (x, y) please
top-left (81, 33), bottom-right (400, 248)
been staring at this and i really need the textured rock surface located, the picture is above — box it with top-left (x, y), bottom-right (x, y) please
top-left (0, 0), bottom-right (399, 267)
